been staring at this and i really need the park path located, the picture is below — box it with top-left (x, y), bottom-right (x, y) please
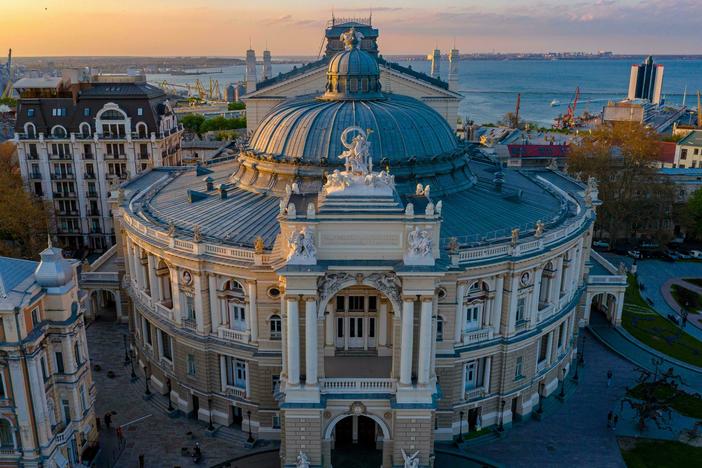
top-left (473, 328), bottom-right (636, 468)
top-left (661, 278), bottom-right (702, 331)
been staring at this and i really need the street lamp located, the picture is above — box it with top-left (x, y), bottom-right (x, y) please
top-left (536, 385), bottom-right (544, 414)
top-left (129, 350), bottom-right (137, 381)
top-left (122, 334), bottom-right (130, 366)
top-left (143, 366), bottom-right (151, 396)
top-left (497, 400), bottom-right (506, 432)
top-left (207, 399), bottom-right (214, 431)
top-left (167, 378), bottom-right (174, 411)
top-left (246, 410), bottom-right (254, 443)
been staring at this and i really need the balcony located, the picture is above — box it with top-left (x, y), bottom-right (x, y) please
top-left (48, 153), bottom-right (72, 160)
top-left (159, 357), bottom-right (174, 373)
top-left (56, 209), bottom-right (80, 216)
top-left (181, 316), bottom-right (197, 330)
top-left (217, 326), bottom-right (250, 343)
top-left (464, 386), bottom-right (488, 401)
top-left (82, 153), bottom-right (94, 160)
top-left (462, 327), bottom-right (494, 345)
top-left (223, 384), bottom-right (247, 399)
top-left (321, 378), bottom-right (396, 394)
top-left (84, 172), bottom-right (96, 180)
top-left (27, 153), bottom-right (39, 160)
top-left (138, 152), bottom-right (150, 160)
top-left (87, 191), bottom-right (99, 198)
top-left (51, 173), bottom-right (75, 180)
top-left (536, 359), bottom-right (548, 373)
top-left (53, 191), bottom-right (77, 199)
top-left (55, 422), bottom-right (74, 444)
top-left (515, 319), bottom-right (530, 333)
top-left (155, 301), bottom-right (173, 320)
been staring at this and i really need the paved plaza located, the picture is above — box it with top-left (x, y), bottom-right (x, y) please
top-left (87, 320), bottom-right (278, 468)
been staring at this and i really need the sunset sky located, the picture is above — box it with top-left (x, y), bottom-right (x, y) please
top-left (1, 0), bottom-right (700, 57)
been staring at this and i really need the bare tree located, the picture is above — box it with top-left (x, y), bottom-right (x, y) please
top-left (621, 364), bottom-right (683, 432)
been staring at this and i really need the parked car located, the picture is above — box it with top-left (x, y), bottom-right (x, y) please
top-left (593, 240), bottom-right (610, 249)
top-left (690, 250), bottom-right (702, 259)
top-left (627, 250), bottom-right (643, 259)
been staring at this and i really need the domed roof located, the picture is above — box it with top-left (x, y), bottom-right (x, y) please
top-left (328, 45), bottom-right (379, 77)
top-left (247, 94), bottom-right (459, 166)
top-left (322, 27), bottom-right (383, 100)
top-left (34, 237), bottom-right (73, 288)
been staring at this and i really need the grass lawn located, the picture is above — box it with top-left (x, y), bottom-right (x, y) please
top-left (622, 276), bottom-right (702, 367)
top-left (670, 284), bottom-right (702, 313)
top-left (462, 427), bottom-right (493, 441)
top-left (683, 278), bottom-right (702, 288)
top-left (619, 438), bottom-right (702, 468)
top-left (627, 383), bottom-right (702, 419)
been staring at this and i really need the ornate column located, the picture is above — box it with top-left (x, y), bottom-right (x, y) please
top-left (193, 273), bottom-right (205, 333)
top-left (531, 269), bottom-right (543, 314)
top-left (8, 356), bottom-right (35, 451)
top-left (247, 281), bottom-right (258, 341)
top-left (454, 282), bottom-right (466, 342)
top-left (378, 300), bottom-right (388, 347)
top-left (304, 296), bottom-right (318, 385)
top-left (27, 356), bottom-right (50, 446)
top-left (507, 273), bottom-right (520, 334)
top-left (492, 275), bottom-right (504, 333)
top-left (399, 296), bottom-right (415, 386)
top-left (281, 295), bottom-right (288, 378)
top-left (286, 296), bottom-right (300, 385)
top-left (483, 356), bottom-right (492, 392)
top-left (325, 303), bottom-right (334, 346)
top-left (147, 254), bottom-right (160, 300)
top-left (417, 296), bottom-right (433, 384)
top-left (209, 274), bottom-right (220, 332)
top-left (553, 256), bottom-right (564, 301)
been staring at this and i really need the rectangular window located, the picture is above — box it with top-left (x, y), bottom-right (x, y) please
top-left (184, 295), bottom-right (195, 320)
top-left (160, 330), bottom-right (172, 361)
top-left (538, 335), bottom-right (548, 362)
top-left (557, 322), bottom-right (564, 348)
top-left (28, 108), bottom-right (35, 117)
top-left (187, 354), bottom-right (196, 375)
top-left (144, 318), bottom-right (152, 345)
top-left (29, 144), bottom-right (38, 157)
top-left (225, 357), bottom-right (247, 388)
top-left (436, 318), bottom-right (444, 341)
top-left (368, 317), bottom-right (375, 338)
top-left (515, 356), bottom-right (524, 379)
top-left (137, 107), bottom-right (144, 116)
top-left (55, 352), bottom-right (64, 373)
top-left (336, 296), bottom-right (345, 312)
top-left (272, 375), bottom-right (280, 393)
top-left (272, 412), bottom-right (281, 429)
top-left (516, 297), bottom-right (526, 323)
top-left (80, 385), bottom-right (87, 412)
top-left (348, 296), bottom-right (364, 312)
top-left (62, 399), bottom-right (71, 423)
top-left (74, 342), bottom-right (81, 367)
top-left (681, 149), bottom-right (688, 160)
top-left (31, 308), bottom-right (40, 327)
top-left (367, 296), bottom-right (377, 312)
top-left (40, 357), bottom-right (48, 381)
top-left (83, 108), bottom-right (91, 117)
top-left (337, 317), bottom-right (344, 338)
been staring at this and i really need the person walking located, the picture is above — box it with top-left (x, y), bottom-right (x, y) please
top-left (607, 410), bottom-right (613, 429)
top-left (612, 415), bottom-right (618, 430)
top-left (607, 369), bottom-right (613, 387)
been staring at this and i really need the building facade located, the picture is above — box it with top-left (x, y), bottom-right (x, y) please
top-left (13, 70), bottom-right (183, 252)
top-left (112, 27), bottom-right (624, 468)
top-left (0, 243), bottom-right (97, 467)
top-left (675, 129), bottom-right (702, 169)
top-left (627, 55), bottom-right (664, 105)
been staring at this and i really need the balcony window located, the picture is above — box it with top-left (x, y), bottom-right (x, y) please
top-left (143, 318), bottom-right (152, 346)
top-left (0, 420), bottom-right (14, 449)
top-left (55, 352), bottom-right (64, 374)
top-left (269, 314), bottom-right (282, 340)
top-left (74, 342), bottom-right (82, 367)
top-left (514, 356), bottom-right (524, 380)
top-left (31, 308), bottom-right (40, 327)
top-left (436, 316), bottom-right (444, 341)
top-left (464, 360), bottom-right (477, 390)
top-left (27, 108), bottom-right (35, 117)
top-left (225, 356), bottom-right (247, 389)
top-left (62, 399), bottom-right (71, 424)
top-left (186, 354), bottom-right (196, 375)
top-left (464, 305), bottom-right (481, 331)
top-left (516, 297), bottom-right (526, 323)
top-left (159, 330), bottom-right (173, 361)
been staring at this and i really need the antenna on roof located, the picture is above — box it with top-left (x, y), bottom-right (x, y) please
top-left (369, 7), bottom-right (372, 25)
top-left (249, 36), bottom-right (252, 50)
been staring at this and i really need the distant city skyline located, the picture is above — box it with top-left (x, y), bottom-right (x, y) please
top-left (2, 0), bottom-right (701, 56)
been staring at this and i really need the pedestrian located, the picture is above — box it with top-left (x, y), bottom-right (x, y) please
top-left (607, 410), bottom-right (613, 429)
top-left (612, 415), bottom-right (618, 430)
top-left (104, 412), bottom-right (112, 430)
top-left (607, 369), bottom-right (613, 387)
top-left (138, 454), bottom-right (145, 468)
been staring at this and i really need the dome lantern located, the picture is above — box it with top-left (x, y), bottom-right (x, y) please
top-left (322, 27), bottom-right (383, 100)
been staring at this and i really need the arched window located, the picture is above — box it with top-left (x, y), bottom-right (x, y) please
top-left (270, 314), bottom-right (282, 340)
top-left (136, 122), bottom-right (148, 138)
top-left (436, 316), bottom-right (444, 341)
top-left (0, 419), bottom-right (14, 448)
top-left (222, 280), bottom-right (246, 331)
top-left (51, 125), bottom-right (67, 138)
top-left (24, 122), bottom-right (36, 138)
top-left (100, 109), bottom-right (126, 120)
top-left (538, 262), bottom-right (554, 308)
top-left (79, 122), bottom-right (91, 138)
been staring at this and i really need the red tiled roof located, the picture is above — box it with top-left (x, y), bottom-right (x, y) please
top-left (507, 144), bottom-right (569, 158)
top-left (657, 141), bottom-right (676, 164)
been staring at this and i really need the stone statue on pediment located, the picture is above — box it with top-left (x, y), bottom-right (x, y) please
top-left (286, 227), bottom-right (316, 265)
top-left (339, 126), bottom-right (372, 175)
top-left (401, 448), bottom-right (420, 468)
top-left (296, 451), bottom-right (310, 468)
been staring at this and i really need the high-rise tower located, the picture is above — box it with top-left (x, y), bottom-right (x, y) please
top-left (627, 56), bottom-right (664, 105)
top-left (246, 47), bottom-right (257, 93)
top-left (263, 49), bottom-right (272, 81)
top-left (448, 47), bottom-right (459, 92)
top-left (430, 48), bottom-right (441, 79)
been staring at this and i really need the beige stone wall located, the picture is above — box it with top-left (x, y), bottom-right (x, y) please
top-left (283, 410), bottom-right (323, 465)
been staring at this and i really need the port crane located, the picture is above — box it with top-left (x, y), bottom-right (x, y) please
top-left (1, 49), bottom-right (13, 100)
top-left (154, 77), bottom-right (223, 102)
top-left (554, 86), bottom-right (580, 129)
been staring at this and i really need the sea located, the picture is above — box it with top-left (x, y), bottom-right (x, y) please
top-left (147, 58), bottom-right (702, 127)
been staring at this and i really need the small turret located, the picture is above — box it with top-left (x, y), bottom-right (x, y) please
top-left (34, 236), bottom-right (74, 288)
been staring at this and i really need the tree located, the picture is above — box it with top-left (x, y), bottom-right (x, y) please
top-left (567, 122), bottom-right (676, 244)
top-left (227, 102), bottom-right (245, 111)
top-left (621, 363), bottom-right (683, 432)
top-left (0, 142), bottom-right (50, 258)
top-left (180, 114), bottom-right (206, 136)
top-left (682, 189), bottom-right (702, 240)
top-left (199, 116), bottom-right (246, 133)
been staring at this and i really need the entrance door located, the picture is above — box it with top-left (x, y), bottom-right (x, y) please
top-left (230, 405), bottom-right (243, 428)
top-left (191, 395), bottom-right (199, 419)
top-left (348, 317), bottom-right (364, 348)
top-left (468, 407), bottom-right (481, 431)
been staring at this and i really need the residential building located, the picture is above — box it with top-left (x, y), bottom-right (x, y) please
top-left (13, 69), bottom-right (183, 252)
top-left (674, 129), bottom-right (702, 168)
top-left (627, 56), bottom-right (664, 105)
top-left (0, 241), bottom-right (97, 466)
top-left (108, 25), bottom-right (625, 467)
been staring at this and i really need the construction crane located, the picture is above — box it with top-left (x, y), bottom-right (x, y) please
top-left (555, 86), bottom-right (580, 129)
top-left (514, 93), bottom-right (521, 129)
top-left (697, 90), bottom-right (701, 128)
